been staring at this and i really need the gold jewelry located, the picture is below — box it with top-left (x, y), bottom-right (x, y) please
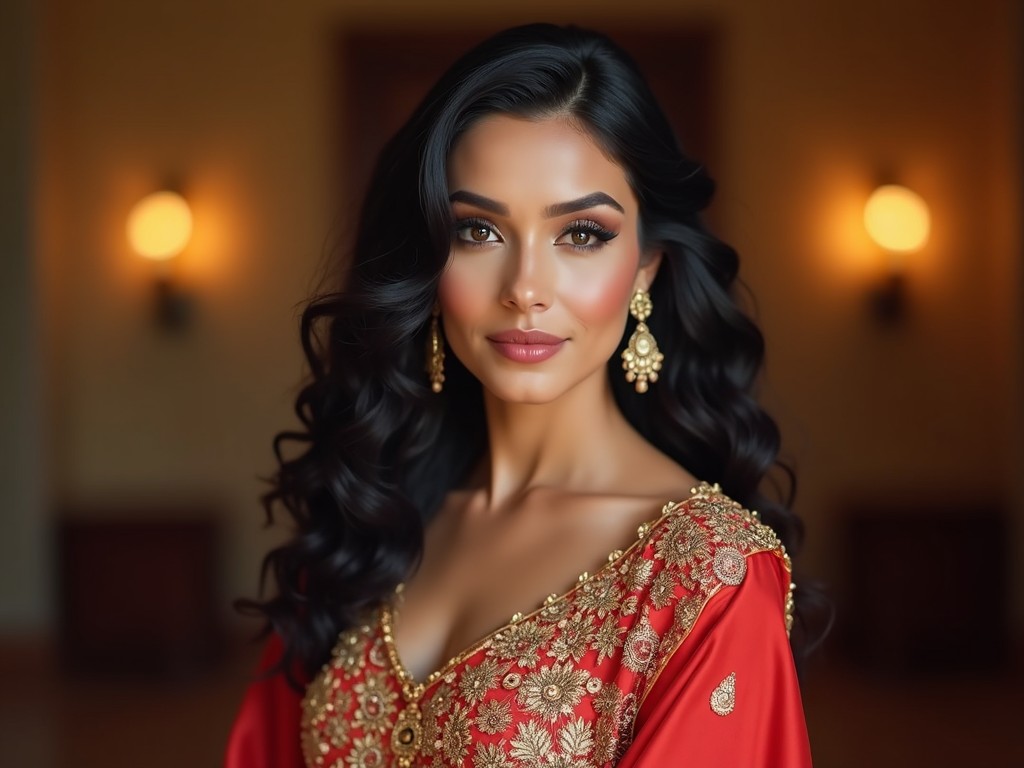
top-left (621, 288), bottom-right (663, 393)
top-left (426, 305), bottom-right (445, 393)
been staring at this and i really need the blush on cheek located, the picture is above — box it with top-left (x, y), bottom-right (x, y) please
top-left (564, 255), bottom-right (639, 326)
top-left (438, 264), bottom-right (479, 318)
top-left (437, 264), bottom-right (497, 357)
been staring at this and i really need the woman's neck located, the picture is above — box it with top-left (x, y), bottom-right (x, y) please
top-left (475, 374), bottom-right (639, 509)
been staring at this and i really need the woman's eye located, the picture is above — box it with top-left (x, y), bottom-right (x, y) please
top-left (569, 229), bottom-right (593, 246)
top-left (558, 220), bottom-right (618, 250)
top-left (455, 220), bottom-right (500, 244)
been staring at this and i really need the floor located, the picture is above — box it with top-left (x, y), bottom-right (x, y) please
top-left (2, 639), bottom-right (1022, 767)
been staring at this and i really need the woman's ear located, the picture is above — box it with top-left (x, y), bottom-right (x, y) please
top-left (636, 247), bottom-right (664, 292)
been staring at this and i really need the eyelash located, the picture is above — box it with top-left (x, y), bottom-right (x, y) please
top-left (562, 219), bottom-right (619, 251)
top-left (452, 217), bottom-right (619, 252)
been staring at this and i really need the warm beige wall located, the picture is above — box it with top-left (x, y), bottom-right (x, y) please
top-left (28, 0), bottom-right (1021, 631)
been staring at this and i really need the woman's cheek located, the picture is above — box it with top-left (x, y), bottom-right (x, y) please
top-left (559, 252), bottom-right (638, 325)
top-left (438, 258), bottom-right (490, 327)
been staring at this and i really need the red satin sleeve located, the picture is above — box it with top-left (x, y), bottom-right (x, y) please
top-left (619, 552), bottom-right (812, 767)
top-left (224, 634), bottom-right (304, 768)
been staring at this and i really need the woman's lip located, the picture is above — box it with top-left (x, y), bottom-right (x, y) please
top-left (487, 329), bottom-right (566, 344)
top-left (488, 339), bottom-right (565, 363)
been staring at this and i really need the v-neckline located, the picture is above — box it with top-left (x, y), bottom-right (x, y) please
top-left (379, 483), bottom-right (714, 694)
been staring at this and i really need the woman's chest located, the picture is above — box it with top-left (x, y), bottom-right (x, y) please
top-left (397, 493), bottom-right (664, 681)
top-left (301, 553), bottom-right (673, 768)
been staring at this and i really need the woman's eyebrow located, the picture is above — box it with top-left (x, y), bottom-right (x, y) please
top-left (449, 190), bottom-right (509, 215)
top-left (449, 190), bottom-right (625, 218)
top-left (544, 192), bottom-right (624, 217)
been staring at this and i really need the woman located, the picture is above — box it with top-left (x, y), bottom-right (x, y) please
top-left (227, 23), bottom-right (817, 767)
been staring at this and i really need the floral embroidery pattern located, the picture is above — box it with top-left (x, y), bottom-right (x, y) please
top-left (300, 484), bottom-right (790, 767)
top-left (476, 699), bottom-right (513, 734)
top-left (517, 662), bottom-right (590, 721)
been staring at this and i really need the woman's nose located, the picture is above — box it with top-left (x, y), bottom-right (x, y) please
top-left (500, 237), bottom-right (554, 312)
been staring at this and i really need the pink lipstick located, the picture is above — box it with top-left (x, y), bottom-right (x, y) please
top-left (487, 329), bottom-right (566, 363)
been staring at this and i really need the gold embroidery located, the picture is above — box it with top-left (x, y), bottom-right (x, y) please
top-left (367, 638), bottom-right (387, 668)
top-left (710, 672), bottom-right (736, 716)
top-left (620, 594), bottom-right (639, 616)
top-left (389, 705), bottom-right (423, 765)
top-left (331, 625), bottom-right (370, 678)
top-left (346, 732), bottom-right (384, 768)
top-left (656, 512), bottom-right (711, 569)
top-left (517, 662), bottom-right (590, 721)
top-left (622, 614), bottom-right (660, 672)
top-left (592, 683), bottom-right (625, 764)
top-left (501, 672), bottom-right (522, 690)
top-left (623, 557), bottom-right (653, 591)
top-left (615, 692), bottom-right (639, 760)
top-left (473, 742), bottom-right (514, 768)
top-left (591, 616), bottom-right (625, 664)
top-left (299, 483), bottom-right (791, 768)
top-left (649, 567), bottom-right (676, 609)
top-left (352, 670), bottom-right (397, 733)
top-left (490, 621), bottom-right (556, 668)
top-left (510, 720), bottom-right (554, 764)
top-left (558, 717), bottom-right (596, 759)
top-left (548, 611), bottom-right (593, 662)
top-left (576, 570), bottom-right (622, 617)
top-left (713, 546), bottom-right (747, 586)
top-left (476, 699), bottom-right (513, 734)
top-left (785, 581), bottom-right (796, 638)
top-left (458, 657), bottom-right (502, 704)
top-left (440, 702), bottom-right (472, 763)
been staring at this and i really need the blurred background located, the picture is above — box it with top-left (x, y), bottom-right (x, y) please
top-left (1, 0), bottom-right (1021, 765)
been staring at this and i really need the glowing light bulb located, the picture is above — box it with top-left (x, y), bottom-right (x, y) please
top-left (863, 185), bottom-right (930, 253)
top-left (127, 191), bottom-right (193, 261)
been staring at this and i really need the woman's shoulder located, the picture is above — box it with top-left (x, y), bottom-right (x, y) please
top-left (627, 481), bottom-right (794, 632)
top-left (654, 481), bottom-right (791, 566)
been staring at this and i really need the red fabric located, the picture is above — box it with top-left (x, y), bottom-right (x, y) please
top-left (621, 553), bottom-right (811, 767)
top-left (224, 634), bottom-right (304, 768)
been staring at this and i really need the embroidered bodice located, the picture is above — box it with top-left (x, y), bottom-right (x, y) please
top-left (299, 483), bottom-right (793, 768)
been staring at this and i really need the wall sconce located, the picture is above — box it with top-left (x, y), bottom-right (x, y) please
top-left (127, 190), bottom-right (194, 330)
top-left (863, 184), bottom-right (930, 324)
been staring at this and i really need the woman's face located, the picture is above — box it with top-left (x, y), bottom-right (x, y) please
top-left (439, 115), bottom-right (659, 404)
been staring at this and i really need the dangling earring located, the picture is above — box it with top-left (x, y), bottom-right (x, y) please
top-left (426, 304), bottom-right (445, 393)
top-left (621, 288), bottom-right (663, 393)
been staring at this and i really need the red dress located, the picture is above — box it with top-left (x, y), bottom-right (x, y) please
top-left (226, 483), bottom-right (812, 767)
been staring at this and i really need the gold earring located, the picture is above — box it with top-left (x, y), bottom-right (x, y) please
top-left (426, 305), bottom-right (445, 393)
top-left (622, 288), bottom-right (663, 393)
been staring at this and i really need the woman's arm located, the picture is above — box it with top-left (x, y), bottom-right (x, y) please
top-left (620, 551), bottom-right (812, 767)
top-left (224, 634), bottom-right (305, 768)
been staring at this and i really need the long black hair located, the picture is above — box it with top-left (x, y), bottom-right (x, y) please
top-left (240, 23), bottom-right (827, 686)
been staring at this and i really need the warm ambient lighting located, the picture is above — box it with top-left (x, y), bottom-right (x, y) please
top-left (863, 185), bottom-right (930, 254)
top-left (127, 190), bottom-right (194, 330)
top-left (862, 184), bottom-right (930, 325)
top-left (127, 191), bottom-right (193, 261)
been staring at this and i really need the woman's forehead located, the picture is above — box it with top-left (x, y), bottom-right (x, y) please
top-left (446, 115), bottom-right (636, 215)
